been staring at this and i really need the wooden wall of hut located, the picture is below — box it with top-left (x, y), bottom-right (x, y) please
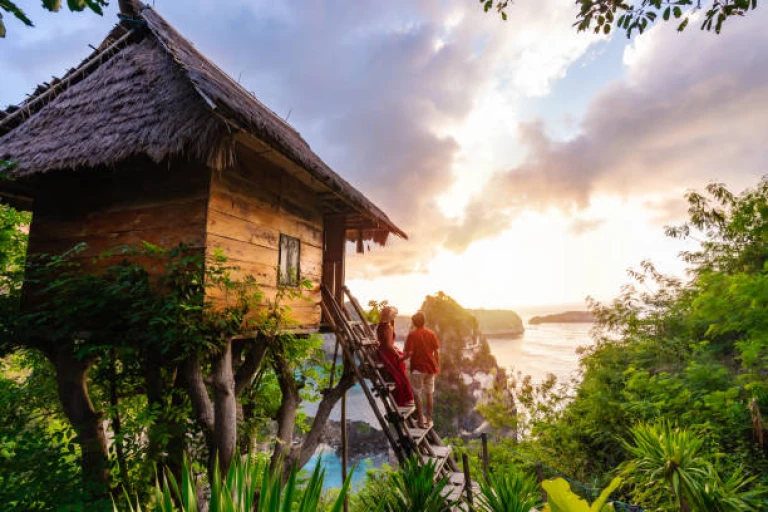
top-left (25, 159), bottom-right (209, 274)
top-left (205, 147), bottom-right (323, 328)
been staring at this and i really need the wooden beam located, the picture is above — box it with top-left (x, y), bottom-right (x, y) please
top-left (0, 181), bottom-right (34, 211)
top-left (322, 215), bottom-right (346, 306)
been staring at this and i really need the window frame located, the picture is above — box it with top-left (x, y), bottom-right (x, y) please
top-left (278, 233), bottom-right (301, 287)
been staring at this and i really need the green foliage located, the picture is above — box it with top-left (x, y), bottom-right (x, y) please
top-left (620, 422), bottom-right (766, 511)
top-left (0, 207), bottom-right (87, 510)
top-left (0, 236), bottom-right (330, 508)
top-left (472, 178), bottom-right (768, 510)
top-left (619, 422), bottom-right (710, 510)
top-left (542, 477), bottom-right (621, 512)
top-left (365, 299), bottom-right (390, 324)
top-left (119, 456), bottom-right (352, 512)
top-left (0, 0), bottom-right (107, 38)
top-left (349, 464), bottom-right (398, 511)
top-left (476, 466), bottom-right (541, 512)
top-left (477, 370), bottom-right (569, 439)
top-left (0, 204), bottom-right (29, 353)
top-left (0, 352), bottom-right (83, 511)
top-left (358, 457), bottom-right (456, 512)
top-left (483, 0), bottom-right (759, 37)
top-left (421, 291), bottom-right (479, 347)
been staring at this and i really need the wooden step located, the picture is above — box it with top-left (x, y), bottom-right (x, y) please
top-left (362, 361), bottom-right (385, 374)
top-left (408, 426), bottom-right (430, 444)
top-left (397, 405), bottom-right (416, 419)
top-left (429, 445), bottom-right (452, 459)
top-left (427, 455), bottom-right (448, 478)
top-left (442, 484), bottom-right (464, 504)
top-left (448, 472), bottom-right (465, 486)
top-left (426, 445), bottom-right (452, 480)
top-left (373, 382), bottom-right (396, 397)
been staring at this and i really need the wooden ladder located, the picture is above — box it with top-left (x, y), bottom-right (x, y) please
top-left (320, 285), bottom-right (469, 505)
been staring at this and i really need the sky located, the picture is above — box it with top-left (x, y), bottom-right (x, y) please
top-left (2, 1), bottom-right (767, 314)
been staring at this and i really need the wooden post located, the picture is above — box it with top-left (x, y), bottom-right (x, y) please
top-left (481, 433), bottom-right (489, 479)
top-left (462, 453), bottom-right (474, 509)
top-left (322, 215), bottom-right (347, 305)
top-left (536, 462), bottom-right (547, 504)
top-left (341, 391), bottom-right (349, 512)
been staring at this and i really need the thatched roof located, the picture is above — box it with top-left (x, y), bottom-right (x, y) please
top-left (0, 2), bottom-right (406, 244)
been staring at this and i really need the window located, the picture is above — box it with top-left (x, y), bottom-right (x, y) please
top-left (278, 234), bottom-right (301, 286)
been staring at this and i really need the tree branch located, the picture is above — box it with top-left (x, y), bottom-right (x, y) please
top-left (234, 336), bottom-right (269, 397)
top-left (292, 370), bottom-right (357, 469)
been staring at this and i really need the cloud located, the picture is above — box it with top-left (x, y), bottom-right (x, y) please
top-left (0, 0), bottom-right (598, 278)
top-left (447, 10), bottom-right (768, 251)
top-left (168, 0), bottom-right (594, 277)
top-left (568, 217), bottom-right (605, 235)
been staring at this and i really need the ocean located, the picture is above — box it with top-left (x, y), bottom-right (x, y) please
top-left (306, 320), bottom-right (595, 490)
top-left (486, 321), bottom-right (594, 384)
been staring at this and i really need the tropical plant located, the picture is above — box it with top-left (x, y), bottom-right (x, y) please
top-left (542, 477), bottom-right (621, 512)
top-left (119, 456), bottom-right (352, 512)
top-left (619, 422), bottom-right (765, 511)
top-left (476, 466), bottom-right (541, 512)
top-left (619, 422), bottom-right (709, 511)
top-left (695, 466), bottom-right (767, 512)
top-left (359, 457), bottom-right (457, 512)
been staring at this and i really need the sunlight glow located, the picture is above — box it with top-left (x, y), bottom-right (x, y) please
top-left (349, 196), bottom-right (692, 314)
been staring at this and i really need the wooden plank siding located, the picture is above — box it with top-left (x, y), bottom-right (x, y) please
top-left (204, 148), bottom-right (324, 328)
top-left (26, 161), bottom-right (210, 273)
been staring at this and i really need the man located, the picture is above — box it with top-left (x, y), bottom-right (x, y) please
top-left (403, 311), bottom-right (440, 428)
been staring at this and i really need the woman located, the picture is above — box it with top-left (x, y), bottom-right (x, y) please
top-left (376, 306), bottom-right (414, 408)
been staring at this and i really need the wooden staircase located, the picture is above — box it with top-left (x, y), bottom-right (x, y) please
top-left (320, 285), bottom-right (470, 506)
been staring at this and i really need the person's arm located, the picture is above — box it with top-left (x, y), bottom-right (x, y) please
top-left (432, 334), bottom-right (440, 371)
top-left (403, 334), bottom-right (413, 361)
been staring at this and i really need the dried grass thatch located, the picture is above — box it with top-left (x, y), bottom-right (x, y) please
top-left (0, 1), bottom-right (406, 243)
top-left (0, 36), bottom-right (229, 175)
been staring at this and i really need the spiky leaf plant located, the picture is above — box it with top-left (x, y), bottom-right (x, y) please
top-left (476, 467), bottom-right (541, 512)
top-left (361, 456), bottom-right (457, 512)
top-left (117, 455), bottom-right (351, 512)
top-left (619, 421), bottom-right (710, 511)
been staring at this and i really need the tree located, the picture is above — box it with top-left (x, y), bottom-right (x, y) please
top-left (0, 0), bottom-right (108, 38)
top-left (469, 177), bottom-right (768, 506)
top-left (1, 241), bottom-right (354, 508)
top-left (483, 0), bottom-right (760, 36)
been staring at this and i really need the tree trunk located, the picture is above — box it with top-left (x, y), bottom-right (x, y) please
top-left (271, 348), bottom-right (301, 470)
top-left (51, 348), bottom-right (110, 501)
top-left (211, 339), bottom-right (237, 474)
top-left (289, 371), bottom-right (356, 470)
top-left (183, 344), bottom-right (241, 477)
top-left (272, 379), bottom-right (300, 469)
